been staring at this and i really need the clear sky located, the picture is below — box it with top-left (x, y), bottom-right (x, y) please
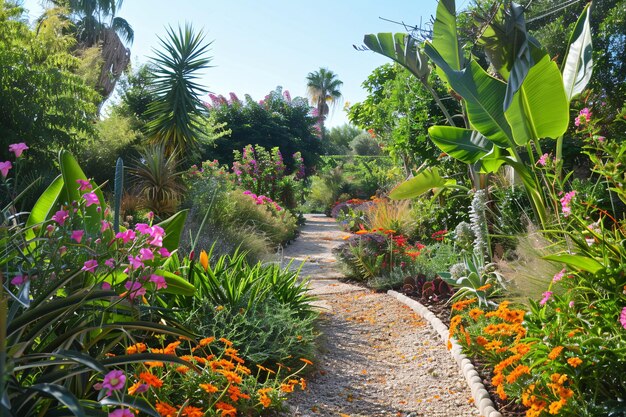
top-left (21, 0), bottom-right (439, 127)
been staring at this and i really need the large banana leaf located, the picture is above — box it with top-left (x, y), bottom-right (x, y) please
top-left (428, 126), bottom-right (492, 163)
top-left (475, 145), bottom-right (506, 174)
top-left (432, 0), bottom-right (463, 79)
top-left (389, 168), bottom-right (450, 200)
top-left (543, 253), bottom-right (604, 274)
top-left (425, 44), bottom-right (513, 148)
top-left (363, 32), bottom-right (429, 81)
top-left (24, 174), bottom-right (63, 240)
top-left (562, 2), bottom-right (593, 102)
top-left (504, 54), bottom-right (569, 145)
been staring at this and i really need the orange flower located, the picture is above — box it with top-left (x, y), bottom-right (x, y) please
top-left (567, 357), bottom-right (582, 368)
top-left (214, 402), bottom-right (237, 417)
top-left (299, 378), bottom-right (306, 390)
top-left (355, 230), bottom-right (369, 235)
top-left (200, 383), bottom-right (219, 394)
top-left (299, 358), bottom-right (313, 366)
top-left (228, 385), bottom-right (251, 402)
top-left (505, 365), bottom-right (530, 384)
top-left (199, 337), bottom-right (215, 346)
top-left (477, 283), bottom-right (492, 292)
top-left (199, 250), bottom-right (209, 271)
top-left (469, 308), bottom-right (484, 320)
top-left (548, 346), bottom-right (564, 360)
top-left (218, 370), bottom-right (242, 385)
top-left (259, 395), bottom-right (271, 408)
top-left (176, 365), bottom-right (189, 374)
top-left (280, 383), bottom-right (295, 393)
top-left (139, 371), bottom-right (163, 388)
top-left (219, 337), bottom-right (233, 347)
top-left (236, 364), bottom-right (251, 375)
top-left (155, 402), bottom-right (177, 417)
top-left (145, 361), bottom-right (164, 368)
top-left (181, 406), bottom-right (204, 417)
top-left (128, 381), bottom-right (147, 395)
top-left (512, 343), bottom-right (531, 355)
top-left (342, 235), bottom-right (351, 240)
top-left (163, 341), bottom-right (181, 355)
top-left (548, 399), bottom-right (566, 415)
top-left (476, 336), bottom-right (488, 346)
top-left (126, 343), bottom-right (147, 354)
top-left (451, 298), bottom-right (477, 311)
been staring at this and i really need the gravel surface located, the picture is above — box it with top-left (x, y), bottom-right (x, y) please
top-left (278, 215), bottom-right (477, 417)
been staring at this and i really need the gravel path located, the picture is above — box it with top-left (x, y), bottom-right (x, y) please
top-left (279, 215), bottom-right (477, 417)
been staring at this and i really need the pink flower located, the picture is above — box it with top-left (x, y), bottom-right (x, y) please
top-left (82, 192), bottom-right (99, 207)
top-left (552, 268), bottom-right (566, 283)
top-left (620, 307), bottom-right (626, 330)
top-left (8, 143), bottom-right (29, 157)
top-left (46, 224), bottom-right (55, 234)
top-left (560, 191), bottom-right (576, 217)
top-left (101, 220), bottom-right (110, 232)
top-left (539, 291), bottom-right (553, 306)
top-left (102, 282), bottom-right (111, 290)
top-left (76, 179), bottom-right (92, 191)
top-left (0, 161), bottom-right (12, 177)
top-left (127, 255), bottom-right (144, 271)
top-left (52, 209), bottom-right (69, 226)
top-left (569, 301), bottom-right (575, 308)
top-left (101, 370), bottom-right (126, 396)
top-left (150, 274), bottom-right (167, 290)
top-left (575, 107), bottom-right (591, 127)
top-left (59, 246), bottom-right (67, 255)
top-left (105, 258), bottom-right (115, 268)
top-left (158, 247), bottom-right (171, 257)
top-left (71, 230), bottom-right (84, 243)
top-left (596, 135), bottom-right (606, 143)
top-left (124, 281), bottom-right (146, 300)
top-left (109, 409), bottom-right (133, 417)
top-left (146, 211), bottom-right (154, 221)
top-left (139, 248), bottom-right (154, 261)
top-left (147, 225), bottom-right (165, 247)
top-left (537, 153), bottom-right (550, 167)
top-left (82, 259), bottom-right (98, 274)
top-left (135, 223), bottom-right (152, 235)
top-left (11, 275), bottom-right (27, 285)
top-left (115, 230), bottom-right (136, 244)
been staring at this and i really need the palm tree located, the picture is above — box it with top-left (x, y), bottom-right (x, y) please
top-left (144, 24), bottom-right (212, 157)
top-left (306, 68), bottom-right (343, 139)
top-left (40, 0), bottom-right (133, 102)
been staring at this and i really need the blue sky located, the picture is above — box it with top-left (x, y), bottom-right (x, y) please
top-left (21, 0), bottom-right (440, 127)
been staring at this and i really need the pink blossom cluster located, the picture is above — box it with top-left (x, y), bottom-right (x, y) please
top-left (560, 190), bottom-right (576, 217)
top-left (575, 107), bottom-right (591, 127)
top-left (243, 190), bottom-right (282, 211)
top-left (1, 142), bottom-right (29, 177)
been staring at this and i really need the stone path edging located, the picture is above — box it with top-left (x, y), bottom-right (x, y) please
top-left (388, 290), bottom-right (503, 417)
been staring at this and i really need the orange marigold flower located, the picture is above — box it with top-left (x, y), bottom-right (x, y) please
top-left (355, 230), bottom-right (368, 235)
top-left (558, 387), bottom-right (574, 400)
top-left (145, 361), bottom-right (164, 368)
top-left (548, 399), bottom-right (566, 415)
top-left (477, 283), bottom-right (492, 292)
top-left (218, 370), bottom-right (242, 385)
top-left (451, 298), bottom-right (477, 311)
top-left (446, 340), bottom-right (452, 350)
top-left (567, 357), bottom-right (583, 368)
top-left (199, 337), bottom-right (215, 346)
top-left (492, 372), bottom-right (504, 387)
top-left (163, 341), bottom-right (181, 355)
top-left (128, 381), bottom-right (147, 395)
top-left (236, 364), bottom-right (251, 375)
top-left (219, 337), bottom-right (233, 347)
top-left (299, 378), bottom-right (306, 390)
top-left (300, 358), bottom-right (313, 366)
top-left (126, 342), bottom-right (147, 354)
top-left (548, 346), bottom-right (564, 360)
top-left (155, 402), bottom-right (177, 417)
top-left (476, 336), bottom-right (488, 346)
top-left (200, 383), bottom-right (219, 394)
top-left (176, 365), bottom-right (189, 374)
top-left (181, 406), bottom-right (203, 417)
top-left (228, 385), bottom-right (251, 402)
top-left (496, 383), bottom-right (508, 400)
top-left (259, 395), bottom-right (271, 408)
top-left (485, 340), bottom-right (503, 351)
top-left (513, 343), bottom-right (531, 355)
top-left (280, 383), bottom-right (295, 393)
top-left (469, 308), bottom-right (484, 321)
top-left (214, 402), bottom-right (237, 417)
top-left (505, 365), bottom-right (530, 384)
top-left (139, 371), bottom-right (163, 388)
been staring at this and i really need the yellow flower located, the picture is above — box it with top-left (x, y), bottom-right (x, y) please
top-left (199, 250), bottom-right (209, 271)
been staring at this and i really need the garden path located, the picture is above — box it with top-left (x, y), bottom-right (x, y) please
top-left (278, 215), bottom-right (477, 417)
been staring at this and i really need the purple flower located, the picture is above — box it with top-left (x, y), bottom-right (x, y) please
top-left (11, 274), bottom-right (27, 285)
top-left (0, 161), bottom-right (12, 177)
top-left (76, 179), bottom-right (92, 191)
top-left (127, 255), bottom-right (144, 271)
top-left (146, 211), bottom-right (154, 221)
top-left (115, 230), bottom-right (136, 244)
top-left (101, 370), bottom-right (126, 396)
top-left (539, 291), bottom-right (553, 306)
top-left (552, 268), bottom-right (566, 283)
top-left (105, 258), bottom-right (115, 268)
top-left (46, 224), bottom-right (55, 234)
top-left (537, 153), bottom-right (550, 166)
top-left (82, 259), bottom-right (98, 274)
top-left (560, 191), bottom-right (576, 217)
top-left (59, 246), bottom-right (67, 255)
top-left (139, 248), bottom-right (154, 261)
top-left (150, 274), bottom-right (167, 290)
top-left (101, 220), bottom-right (110, 232)
top-left (52, 209), bottom-right (69, 226)
top-left (82, 192), bottom-right (99, 207)
top-left (620, 307), bottom-right (626, 330)
top-left (569, 301), bottom-right (575, 308)
top-left (158, 247), bottom-right (171, 257)
top-left (124, 281), bottom-right (146, 300)
top-left (8, 142), bottom-right (29, 157)
top-left (147, 225), bottom-right (164, 247)
top-left (135, 223), bottom-right (152, 235)
top-left (71, 230), bottom-right (84, 243)
top-left (109, 409), bottom-right (133, 417)
top-left (102, 282), bottom-right (111, 290)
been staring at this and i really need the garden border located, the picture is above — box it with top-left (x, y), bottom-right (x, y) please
top-left (387, 290), bottom-right (502, 417)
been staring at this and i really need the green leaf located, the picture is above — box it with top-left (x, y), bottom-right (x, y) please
top-left (502, 3), bottom-right (534, 110)
top-left (25, 174), bottom-right (63, 240)
top-left (475, 145), bottom-right (506, 174)
top-left (154, 269), bottom-right (195, 296)
top-left (432, 0), bottom-right (463, 75)
top-left (424, 45), bottom-right (513, 148)
top-left (59, 150), bottom-right (105, 234)
top-left (26, 384), bottom-right (85, 416)
top-left (157, 209), bottom-right (188, 251)
top-left (504, 54), bottom-right (569, 145)
top-left (562, 3), bottom-right (593, 102)
top-left (543, 254), bottom-right (604, 274)
top-left (428, 126), bottom-right (493, 163)
top-left (363, 32), bottom-right (430, 80)
top-left (100, 396), bottom-right (159, 417)
top-left (389, 168), bottom-right (448, 200)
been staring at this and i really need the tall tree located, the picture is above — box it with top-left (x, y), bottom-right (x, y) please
top-left (41, 0), bottom-right (134, 103)
top-left (145, 24), bottom-right (212, 157)
top-left (305, 67), bottom-right (343, 139)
